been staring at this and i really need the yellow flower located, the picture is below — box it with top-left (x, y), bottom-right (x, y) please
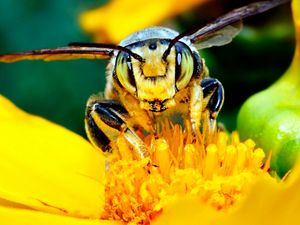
top-left (1, 0), bottom-right (300, 224)
top-left (0, 89), bottom-right (300, 225)
top-left (79, 0), bottom-right (207, 43)
top-left (0, 94), bottom-right (279, 225)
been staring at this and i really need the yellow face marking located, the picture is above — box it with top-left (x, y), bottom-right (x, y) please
top-left (129, 42), bottom-right (177, 110)
top-left (139, 43), bottom-right (167, 77)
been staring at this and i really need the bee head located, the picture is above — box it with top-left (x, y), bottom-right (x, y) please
top-left (114, 38), bottom-right (202, 112)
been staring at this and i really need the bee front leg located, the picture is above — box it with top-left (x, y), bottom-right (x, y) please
top-left (189, 78), bottom-right (224, 139)
top-left (189, 80), bottom-right (204, 132)
top-left (85, 97), bottom-right (149, 159)
top-left (201, 78), bottom-right (224, 135)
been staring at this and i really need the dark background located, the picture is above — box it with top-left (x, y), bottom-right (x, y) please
top-left (0, 0), bottom-right (294, 138)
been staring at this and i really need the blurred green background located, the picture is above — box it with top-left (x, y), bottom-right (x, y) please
top-left (0, 0), bottom-right (295, 138)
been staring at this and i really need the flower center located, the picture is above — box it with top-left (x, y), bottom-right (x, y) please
top-left (101, 122), bottom-right (268, 224)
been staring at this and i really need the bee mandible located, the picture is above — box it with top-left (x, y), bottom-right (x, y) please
top-left (0, 0), bottom-right (290, 159)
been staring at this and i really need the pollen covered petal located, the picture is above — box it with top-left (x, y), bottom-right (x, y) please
top-left (0, 206), bottom-right (122, 225)
top-left (0, 95), bottom-right (106, 218)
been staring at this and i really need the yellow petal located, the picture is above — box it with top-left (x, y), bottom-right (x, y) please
top-left (0, 206), bottom-right (121, 225)
top-left (80, 0), bottom-right (207, 43)
top-left (153, 161), bottom-right (300, 225)
top-left (152, 197), bottom-right (219, 225)
top-left (0, 95), bottom-right (106, 218)
top-left (217, 161), bottom-right (300, 225)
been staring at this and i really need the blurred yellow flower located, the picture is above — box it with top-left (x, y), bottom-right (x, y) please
top-left (1, 0), bottom-right (300, 225)
top-left (80, 0), bottom-right (207, 43)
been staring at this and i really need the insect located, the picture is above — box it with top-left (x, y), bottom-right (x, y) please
top-left (0, 0), bottom-right (289, 159)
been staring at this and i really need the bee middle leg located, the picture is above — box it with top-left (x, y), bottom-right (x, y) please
top-left (85, 97), bottom-right (149, 159)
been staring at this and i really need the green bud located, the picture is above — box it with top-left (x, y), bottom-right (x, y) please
top-left (238, 80), bottom-right (300, 177)
top-left (238, 0), bottom-right (300, 177)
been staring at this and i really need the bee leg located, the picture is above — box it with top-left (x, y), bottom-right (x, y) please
top-left (201, 78), bottom-right (224, 135)
top-left (189, 80), bottom-right (204, 132)
top-left (117, 92), bottom-right (155, 133)
top-left (85, 98), bottom-right (149, 159)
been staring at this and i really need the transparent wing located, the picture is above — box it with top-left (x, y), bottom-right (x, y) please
top-left (193, 21), bottom-right (242, 49)
top-left (187, 0), bottom-right (289, 48)
top-left (0, 46), bottom-right (113, 63)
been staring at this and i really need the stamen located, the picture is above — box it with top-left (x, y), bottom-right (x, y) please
top-left (183, 144), bottom-right (197, 169)
top-left (204, 144), bottom-right (218, 179)
top-left (101, 121), bottom-right (270, 224)
top-left (152, 138), bottom-right (171, 180)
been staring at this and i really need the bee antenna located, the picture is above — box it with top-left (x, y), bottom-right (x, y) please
top-left (162, 34), bottom-right (184, 62)
top-left (69, 42), bottom-right (145, 62)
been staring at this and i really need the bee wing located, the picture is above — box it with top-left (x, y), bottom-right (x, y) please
top-left (0, 46), bottom-right (113, 63)
top-left (192, 21), bottom-right (242, 49)
top-left (187, 0), bottom-right (289, 49)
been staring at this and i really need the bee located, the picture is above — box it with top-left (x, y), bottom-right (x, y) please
top-left (0, 0), bottom-right (289, 159)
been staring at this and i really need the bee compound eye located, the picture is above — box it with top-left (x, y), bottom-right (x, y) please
top-left (174, 42), bottom-right (194, 90)
top-left (115, 52), bottom-right (137, 94)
